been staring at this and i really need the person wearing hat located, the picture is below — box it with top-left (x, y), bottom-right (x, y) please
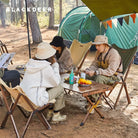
top-left (50, 36), bottom-right (73, 74)
top-left (20, 42), bottom-right (66, 123)
top-left (84, 35), bottom-right (123, 109)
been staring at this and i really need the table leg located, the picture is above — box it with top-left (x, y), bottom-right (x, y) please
top-left (80, 94), bottom-right (104, 126)
top-left (64, 88), bottom-right (71, 95)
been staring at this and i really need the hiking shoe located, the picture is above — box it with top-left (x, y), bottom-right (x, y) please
top-left (46, 110), bottom-right (53, 121)
top-left (51, 112), bottom-right (66, 124)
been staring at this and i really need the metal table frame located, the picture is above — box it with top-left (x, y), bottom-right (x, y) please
top-left (61, 74), bottom-right (113, 126)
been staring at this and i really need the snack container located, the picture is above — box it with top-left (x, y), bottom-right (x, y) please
top-left (80, 72), bottom-right (86, 79)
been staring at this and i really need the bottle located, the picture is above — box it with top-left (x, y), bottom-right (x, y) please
top-left (69, 68), bottom-right (74, 84)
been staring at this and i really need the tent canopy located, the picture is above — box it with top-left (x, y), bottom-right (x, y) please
top-left (58, 6), bottom-right (138, 50)
top-left (58, 6), bottom-right (105, 43)
top-left (81, 0), bottom-right (138, 21)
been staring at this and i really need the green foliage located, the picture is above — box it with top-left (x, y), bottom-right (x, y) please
top-left (37, 12), bottom-right (49, 28)
top-left (0, 0), bottom-right (9, 4)
top-left (54, 0), bottom-right (76, 24)
top-left (3, 0), bottom-right (84, 28)
top-left (37, 0), bottom-right (76, 28)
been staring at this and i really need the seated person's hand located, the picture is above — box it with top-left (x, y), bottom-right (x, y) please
top-left (85, 70), bottom-right (95, 77)
top-left (47, 56), bottom-right (57, 64)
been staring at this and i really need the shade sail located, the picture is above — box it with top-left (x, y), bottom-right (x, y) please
top-left (81, 0), bottom-right (138, 21)
top-left (105, 14), bottom-right (138, 49)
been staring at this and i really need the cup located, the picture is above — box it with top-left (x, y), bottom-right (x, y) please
top-left (80, 72), bottom-right (86, 79)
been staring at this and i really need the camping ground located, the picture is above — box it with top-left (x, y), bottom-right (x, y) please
top-left (0, 26), bottom-right (138, 138)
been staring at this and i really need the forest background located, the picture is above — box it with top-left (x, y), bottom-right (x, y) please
top-left (0, 0), bottom-right (84, 44)
top-left (0, 1), bottom-right (138, 137)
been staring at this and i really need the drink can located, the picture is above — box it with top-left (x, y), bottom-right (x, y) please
top-left (81, 72), bottom-right (86, 79)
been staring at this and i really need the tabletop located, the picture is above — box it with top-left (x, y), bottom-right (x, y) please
top-left (61, 73), bottom-right (113, 97)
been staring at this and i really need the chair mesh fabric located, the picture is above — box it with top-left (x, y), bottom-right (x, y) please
top-left (70, 39), bottom-right (92, 68)
top-left (0, 78), bottom-right (38, 112)
top-left (112, 44), bottom-right (137, 74)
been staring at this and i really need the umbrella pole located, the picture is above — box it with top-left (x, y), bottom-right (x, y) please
top-left (25, 0), bottom-right (31, 58)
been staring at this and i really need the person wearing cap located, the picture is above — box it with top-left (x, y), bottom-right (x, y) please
top-left (85, 35), bottom-right (123, 104)
top-left (20, 42), bottom-right (66, 123)
top-left (50, 36), bottom-right (73, 74)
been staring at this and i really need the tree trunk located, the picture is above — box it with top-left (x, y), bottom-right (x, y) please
top-left (0, 2), bottom-right (6, 27)
top-left (76, 0), bottom-right (78, 7)
top-left (19, 0), bottom-right (24, 23)
top-left (59, 0), bottom-right (62, 23)
top-left (43, 0), bottom-right (47, 7)
top-left (10, 0), bottom-right (16, 23)
top-left (48, 0), bottom-right (54, 29)
top-left (27, 0), bottom-right (42, 43)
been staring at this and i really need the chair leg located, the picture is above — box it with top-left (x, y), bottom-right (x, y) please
top-left (41, 112), bottom-right (51, 129)
top-left (0, 96), bottom-right (4, 106)
top-left (22, 111), bottom-right (51, 138)
top-left (1, 103), bottom-right (14, 128)
top-left (1, 112), bottom-right (9, 128)
top-left (1, 103), bottom-right (20, 138)
top-left (36, 112), bottom-right (51, 129)
top-left (17, 106), bottom-right (30, 118)
top-left (22, 112), bottom-right (34, 138)
top-left (10, 114), bottom-right (20, 138)
top-left (114, 84), bottom-right (124, 109)
top-left (102, 95), bottom-right (113, 109)
top-left (124, 83), bottom-right (131, 104)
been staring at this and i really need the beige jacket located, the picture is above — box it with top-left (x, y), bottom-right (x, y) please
top-left (57, 47), bottom-right (73, 73)
top-left (86, 48), bottom-right (123, 77)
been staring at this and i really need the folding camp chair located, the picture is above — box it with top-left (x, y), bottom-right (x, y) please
top-left (0, 78), bottom-right (51, 138)
top-left (0, 40), bottom-right (13, 105)
top-left (0, 40), bottom-right (13, 64)
top-left (63, 39), bottom-right (72, 48)
top-left (70, 39), bottom-right (92, 73)
top-left (0, 95), bottom-right (3, 106)
top-left (103, 44), bottom-right (137, 109)
top-left (0, 40), bottom-right (9, 54)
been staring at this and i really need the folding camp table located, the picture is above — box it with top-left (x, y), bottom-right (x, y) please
top-left (61, 74), bottom-right (113, 126)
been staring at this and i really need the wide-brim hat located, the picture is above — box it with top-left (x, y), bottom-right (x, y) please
top-left (35, 42), bottom-right (56, 59)
top-left (92, 35), bottom-right (110, 46)
top-left (50, 36), bottom-right (65, 47)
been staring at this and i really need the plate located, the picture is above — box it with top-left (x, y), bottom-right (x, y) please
top-left (78, 84), bottom-right (91, 87)
top-left (64, 77), bottom-right (77, 83)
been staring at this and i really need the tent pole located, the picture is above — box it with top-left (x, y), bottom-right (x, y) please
top-left (25, 0), bottom-right (31, 58)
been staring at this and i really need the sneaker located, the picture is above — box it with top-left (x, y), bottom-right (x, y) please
top-left (48, 99), bottom-right (56, 104)
top-left (46, 110), bottom-right (53, 121)
top-left (51, 112), bottom-right (67, 123)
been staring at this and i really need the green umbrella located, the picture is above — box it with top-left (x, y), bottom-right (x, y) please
top-left (81, 0), bottom-right (138, 21)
